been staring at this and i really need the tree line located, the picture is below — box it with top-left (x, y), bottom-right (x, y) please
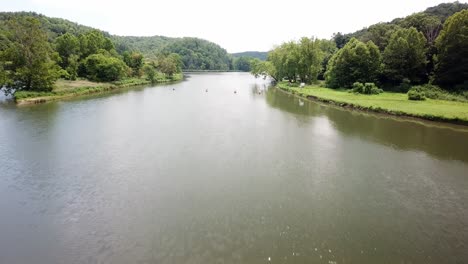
top-left (0, 16), bottom-right (183, 94)
top-left (251, 4), bottom-right (467, 92)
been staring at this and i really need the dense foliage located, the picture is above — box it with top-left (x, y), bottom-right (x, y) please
top-left (351, 82), bottom-right (383, 95)
top-left (231, 51), bottom-right (268, 61)
top-left (382, 27), bottom-right (428, 84)
top-left (113, 35), bottom-right (232, 71)
top-left (0, 13), bottom-right (183, 93)
top-left (0, 16), bottom-right (61, 93)
top-left (160, 38), bottom-right (231, 70)
top-left (325, 38), bottom-right (381, 88)
top-left (255, 37), bottom-right (333, 84)
top-left (434, 9), bottom-right (468, 90)
top-left (253, 2), bottom-right (467, 96)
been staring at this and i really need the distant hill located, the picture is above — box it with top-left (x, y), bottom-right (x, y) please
top-left (112, 35), bottom-right (231, 70)
top-left (0, 12), bottom-right (232, 70)
top-left (231, 51), bottom-right (269, 60)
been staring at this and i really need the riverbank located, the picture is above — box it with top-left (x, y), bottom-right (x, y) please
top-left (277, 82), bottom-right (468, 125)
top-left (14, 74), bottom-right (183, 105)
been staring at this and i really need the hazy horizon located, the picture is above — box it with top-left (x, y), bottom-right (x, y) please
top-left (0, 0), bottom-right (463, 53)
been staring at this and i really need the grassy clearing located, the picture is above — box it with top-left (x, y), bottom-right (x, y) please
top-left (15, 74), bottom-right (183, 105)
top-left (278, 82), bottom-right (468, 124)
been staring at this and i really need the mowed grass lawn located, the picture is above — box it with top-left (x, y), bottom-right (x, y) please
top-left (279, 84), bottom-right (468, 122)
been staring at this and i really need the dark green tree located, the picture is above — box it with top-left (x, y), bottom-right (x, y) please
top-left (325, 38), bottom-right (381, 88)
top-left (332, 32), bottom-right (350, 49)
top-left (360, 23), bottom-right (401, 51)
top-left (1, 17), bottom-right (60, 93)
top-left (434, 10), bottom-right (468, 90)
top-left (233, 56), bottom-right (252, 72)
top-left (383, 27), bottom-right (428, 84)
top-left (79, 30), bottom-right (115, 58)
top-left (83, 53), bottom-right (128, 82)
top-left (55, 32), bottom-right (80, 68)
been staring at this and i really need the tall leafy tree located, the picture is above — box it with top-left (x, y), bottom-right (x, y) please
top-left (79, 30), bottom-right (115, 58)
top-left (383, 27), bottom-right (428, 84)
top-left (434, 10), bottom-right (468, 89)
top-left (317, 39), bottom-right (337, 80)
top-left (297, 37), bottom-right (323, 83)
top-left (268, 42), bottom-right (300, 82)
top-left (360, 23), bottom-right (401, 51)
top-left (399, 13), bottom-right (442, 44)
top-left (1, 17), bottom-right (60, 93)
top-left (325, 38), bottom-right (381, 88)
top-left (55, 32), bottom-right (80, 68)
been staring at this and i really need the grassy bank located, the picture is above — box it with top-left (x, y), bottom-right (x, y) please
top-left (278, 82), bottom-right (468, 125)
top-left (15, 73), bottom-right (183, 105)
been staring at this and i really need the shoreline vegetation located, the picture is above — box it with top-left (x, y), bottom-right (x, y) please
top-left (15, 74), bottom-right (183, 105)
top-left (248, 4), bottom-right (468, 126)
top-left (277, 82), bottom-right (468, 125)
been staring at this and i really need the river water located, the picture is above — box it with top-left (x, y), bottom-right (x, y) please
top-left (0, 73), bottom-right (467, 264)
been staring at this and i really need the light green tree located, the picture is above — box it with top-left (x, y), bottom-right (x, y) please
top-left (297, 37), bottom-right (324, 83)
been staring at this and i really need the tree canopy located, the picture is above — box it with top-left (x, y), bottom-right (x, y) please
top-left (0, 16), bottom-right (61, 93)
top-left (435, 10), bottom-right (468, 89)
top-left (383, 27), bottom-right (428, 84)
top-left (325, 38), bottom-right (381, 88)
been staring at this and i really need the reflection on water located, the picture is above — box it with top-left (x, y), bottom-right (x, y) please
top-left (0, 73), bottom-right (467, 264)
top-left (265, 87), bottom-right (468, 162)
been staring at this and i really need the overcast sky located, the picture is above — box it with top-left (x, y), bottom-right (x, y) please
top-left (0, 0), bottom-right (459, 52)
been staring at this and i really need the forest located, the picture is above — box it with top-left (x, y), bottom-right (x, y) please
top-left (0, 12), bottom-right (185, 94)
top-left (1, 2), bottom-right (466, 99)
top-left (0, 12), bottom-right (250, 96)
top-left (251, 2), bottom-right (468, 100)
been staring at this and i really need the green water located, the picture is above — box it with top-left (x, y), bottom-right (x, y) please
top-left (0, 73), bottom-right (467, 264)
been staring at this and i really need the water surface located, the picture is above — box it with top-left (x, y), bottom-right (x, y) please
top-left (1, 73), bottom-right (467, 264)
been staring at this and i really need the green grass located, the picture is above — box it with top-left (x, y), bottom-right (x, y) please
top-left (15, 74), bottom-right (183, 104)
top-left (278, 82), bottom-right (468, 124)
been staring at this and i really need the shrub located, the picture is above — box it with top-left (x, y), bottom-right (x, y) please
top-left (410, 84), bottom-right (467, 102)
top-left (351, 82), bottom-right (383, 95)
top-left (397, 78), bottom-right (412, 92)
top-left (407, 87), bottom-right (426, 100)
top-left (83, 54), bottom-right (128, 82)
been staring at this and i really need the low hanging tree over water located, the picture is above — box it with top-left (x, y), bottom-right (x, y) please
top-left (0, 17), bottom-right (61, 93)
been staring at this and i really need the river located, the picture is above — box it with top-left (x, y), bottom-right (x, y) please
top-left (0, 72), bottom-right (467, 264)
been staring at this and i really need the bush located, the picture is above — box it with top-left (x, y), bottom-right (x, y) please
top-left (407, 87), bottom-right (426, 100)
top-left (351, 82), bottom-right (383, 95)
top-left (410, 84), bottom-right (467, 102)
top-left (83, 54), bottom-right (128, 82)
top-left (397, 78), bottom-right (412, 92)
